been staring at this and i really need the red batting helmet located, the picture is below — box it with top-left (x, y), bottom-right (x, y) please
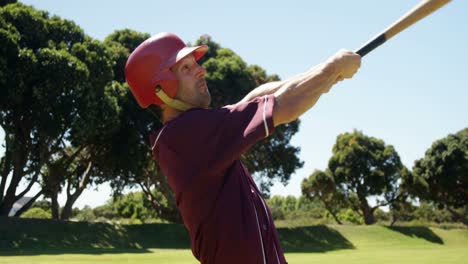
top-left (125, 32), bottom-right (208, 110)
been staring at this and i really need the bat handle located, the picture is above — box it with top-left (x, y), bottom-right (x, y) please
top-left (355, 34), bottom-right (387, 57)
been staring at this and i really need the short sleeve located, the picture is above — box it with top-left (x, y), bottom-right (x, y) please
top-left (155, 94), bottom-right (276, 192)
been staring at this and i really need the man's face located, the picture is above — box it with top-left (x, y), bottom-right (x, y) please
top-left (171, 54), bottom-right (211, 109)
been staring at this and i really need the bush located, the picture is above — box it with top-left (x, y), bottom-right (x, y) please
top-left (30, 200), bottom-right (52, 211)
top-left (284, 210), bottom-right (323, 221)
top-left (414, 202), bottom-right (453, 223)
top-left (270, 207), bottom-right (285, 220)
top-left (94, 203), bottom-right (117, 219)
top-left (75, 206), bottom-right (96, 222)
top-left (21, 208), bottom-right (51, 219)
top-left (338, 209), bottom-right (363, 225)
top-left (375, 208), bottom-right (390, 222)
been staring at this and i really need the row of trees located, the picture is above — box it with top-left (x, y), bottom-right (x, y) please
top-left (22, 190), bottom-right (463, 227)
top-left (23, 192), bottom-right (159, 223)
top-left (301, 129), bottom-right (467, 225)
top-left (0, 2), bottom-right (302, 221)
top-left (21, 128), bottom-right (467, 226)
top-left (267, 195), bottom-right (462, 226)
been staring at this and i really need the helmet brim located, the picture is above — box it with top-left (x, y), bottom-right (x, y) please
top-left (162, 44), bottom-right (208, 70)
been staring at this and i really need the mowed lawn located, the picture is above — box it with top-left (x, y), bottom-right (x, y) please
top-left (1, 247), bottom-right (466, 264)
top-left (1, 218), bottom-right (467, 264)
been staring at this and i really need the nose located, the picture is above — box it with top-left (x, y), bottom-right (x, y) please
top-left (194, 64), bottom-right (206, 79)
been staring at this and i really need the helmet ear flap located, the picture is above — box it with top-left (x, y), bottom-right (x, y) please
top-left (154, 70), bottom-right (179, 103)
top-left (153, 70), bottom-right (194, 111)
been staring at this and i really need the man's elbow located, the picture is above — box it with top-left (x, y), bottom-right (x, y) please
top-left (272, 97), bottom-right (298, 126)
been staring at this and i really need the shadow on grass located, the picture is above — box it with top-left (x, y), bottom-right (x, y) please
top-left (0, 217), bottom-right (190, 256)
top-left (278, 225), bottom-right (354, 253)
top-left (385, 226), bottom-right (444, 244)
top-left (1, 218), bottom-right (355, 256)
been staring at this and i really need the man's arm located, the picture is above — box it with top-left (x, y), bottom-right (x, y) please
top-left (272, 50), bottom-right (361, 126)
top-left (238, 81), bottom-right (285, 104)
top-left (238, 66), bottom-right (320, 104)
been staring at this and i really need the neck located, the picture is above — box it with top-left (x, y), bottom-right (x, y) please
top-left (162, 107), bottom-right (183, 124)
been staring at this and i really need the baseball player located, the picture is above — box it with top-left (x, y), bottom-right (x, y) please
top-left (125, 32), bottom-right (361, 264)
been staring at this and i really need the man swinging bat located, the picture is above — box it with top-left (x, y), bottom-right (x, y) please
top-left (124, 1), bottom-right (450, 263)
top-left (126, 31), bottom-right (360, 263)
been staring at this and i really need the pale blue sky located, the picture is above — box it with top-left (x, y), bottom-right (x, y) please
top-left (2, 0), bottom-right (467, 208)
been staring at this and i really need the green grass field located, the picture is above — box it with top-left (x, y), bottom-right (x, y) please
top-left (1, 217), bottom-right (466, 264)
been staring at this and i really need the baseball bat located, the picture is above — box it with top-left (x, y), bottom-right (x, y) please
top-left (356, 0), bottom-right (452, 57)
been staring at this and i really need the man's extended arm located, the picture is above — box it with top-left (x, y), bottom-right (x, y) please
top-left (272, 50), bottom-right (360, 126)
top-left (250, 50), bottom-right (360, 126)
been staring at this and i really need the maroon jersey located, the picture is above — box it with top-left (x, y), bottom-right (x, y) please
top-left (151, 95), bottom-right (287, 264)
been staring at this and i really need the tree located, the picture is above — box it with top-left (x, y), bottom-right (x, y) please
top-left (102, 30), bottom-right (181, 223)
top-left (0, 4), bottom-right (121, 219)
top-left (328, 130), bottom-right (406, 225)
top-left (411, 128), bottom-right (468, 224)
top-left (0, 3), bottom-right (88, 216)
top-left (302, 170), bottom-right (345, 224)
top-left (0, 0), bottom-right (16, 7)
top-left (387, 166), bottom-right (415, 225)
top-left (282, 195), bottom-right (298, 213)
top-left (104, 29), bottom-right (150, 83)
top-left (266, 196), bottom-right (286, 220)
top-left (54, 38), bottom-right (121, 220)
top-left (388, 199), bottom-right (417, 226)
top-left (112, 191), bottom-right (157, 221)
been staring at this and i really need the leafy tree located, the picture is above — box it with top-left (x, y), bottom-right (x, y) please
top-left (0, 0), bottom-right (16, 7)
top-left (112, 191), bottom-right (157, 221)
top-left (388, 199), bottom-right (417, 225)
top-left (296, 195), bottom-right (326, 219)
top-left (102, 30), bottom-right (181, 222)
top-left (413, 202), bottom-right (453, 223)
top-left (104, 29), bottom-right (150, 83)
top-left (53, 38), bottom-right (120, 220)
top-left (411, 128), bottom-right (468, 224)
top-left (384, 166), bottom-right (415, 225)
top-left (266, 196), bottom-right (286, 220)
top-left (0, 3), bottom-right (88, 216)
top-left (302, 170), bottom-right (345, 224)
top-left (328, 130), bottom-right (406, 224)
top-left (0, 3), bottom-right (121, 218)
top-left (282, 195), bottom-right (298, 213)
top-left (267, 195), bottom-right (330, 221)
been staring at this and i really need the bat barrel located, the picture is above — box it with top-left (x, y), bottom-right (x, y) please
top-left (355, 0), bottom-right (451, 57)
